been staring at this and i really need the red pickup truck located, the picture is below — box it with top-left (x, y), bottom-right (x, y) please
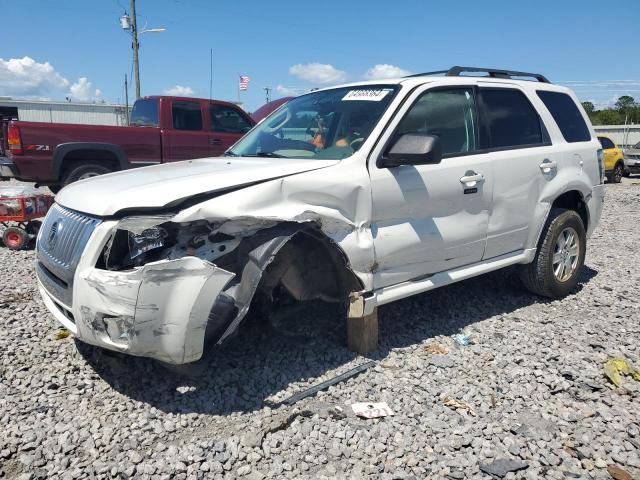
top-left (1, 96), bottom-right (254, 192)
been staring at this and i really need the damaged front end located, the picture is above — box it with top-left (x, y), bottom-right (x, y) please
top-left (37, 208), bottom-right (358, 364)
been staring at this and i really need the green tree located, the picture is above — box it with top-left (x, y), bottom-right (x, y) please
top-left (615, 95), bottom-right (636, 112)
top-left (594, 109), bottom-right (623, 125)
top-left (581, 101), bottom-right (595, 114)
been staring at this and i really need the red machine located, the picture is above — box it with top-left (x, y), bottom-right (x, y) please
top-left (0, 186), bottom-right (53, 250)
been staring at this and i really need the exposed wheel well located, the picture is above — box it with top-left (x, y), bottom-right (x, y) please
top-left (551, 190), bottom-right (588, 231)
top-left (257, 228), bottom-right (363, 305)
top-left (61, 149), bottom-right (119, 176)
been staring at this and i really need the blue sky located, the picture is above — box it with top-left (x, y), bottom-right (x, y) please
top-left (1, 0), bottom-right (639, 111)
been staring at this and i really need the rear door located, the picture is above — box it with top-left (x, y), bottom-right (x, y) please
top-left (480, 85), bottom-right (562, 259)
top-left (164, 101), bottom-right (210, 162)
top-left (208, 104), bottom-right (253, 156)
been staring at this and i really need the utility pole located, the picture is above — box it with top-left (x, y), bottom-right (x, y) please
top-left (264, 86), bottom-right (272, 104)
top-left (124, 74), bottom-right (130, 124)
top-left (130, 0), bottom-right (141, 99)
top-left (120, 4), bottom-right (164, 99)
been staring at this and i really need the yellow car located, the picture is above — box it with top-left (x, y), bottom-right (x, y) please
top-left (598, 135), bottom-right (625, 183)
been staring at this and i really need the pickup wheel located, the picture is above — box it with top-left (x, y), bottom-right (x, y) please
top-left (518, 208), bottom-right (586, 299)
top-left (62, 163), bottom-right (112, 186)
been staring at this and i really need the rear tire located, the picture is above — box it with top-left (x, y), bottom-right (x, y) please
top-left (611, 163), bottom-right (624, 183)
top-left (3, 227), bottom-right (28, 250)
top-left (62, 163), bottom-right (112, 186)
top-left (518, 208), bottom-right (586, 299)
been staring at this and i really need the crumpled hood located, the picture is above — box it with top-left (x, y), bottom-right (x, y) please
top-left (55, 157), bottom-right (339, 217)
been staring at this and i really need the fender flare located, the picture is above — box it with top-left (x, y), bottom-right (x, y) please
top-left (52, 142), bottom-right (129, 180)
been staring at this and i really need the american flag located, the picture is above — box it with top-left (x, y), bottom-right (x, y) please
top-left (239, 75), bottom-right (250, 91)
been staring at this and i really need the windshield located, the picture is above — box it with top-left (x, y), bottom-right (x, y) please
top-left (230, 85), bottom-right (398, 160)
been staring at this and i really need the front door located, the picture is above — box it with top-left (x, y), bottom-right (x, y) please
top-left (369, 86), bottom-right (493, 288)
top-left (208, 103), bottom-right (253, 157)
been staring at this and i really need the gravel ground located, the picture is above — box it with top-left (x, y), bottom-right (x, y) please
top-left (1, 179), bottom-right (639, 480)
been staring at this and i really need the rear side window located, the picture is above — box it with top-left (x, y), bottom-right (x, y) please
top-left (172, 101), bottom-right (203, 131)
top-left (210, 105), bottom-right (252, 133)
top-left (537, 91), bottom-right (590, 143)
top-left (598, 136), bottom-right (615, 149)
top-left (482, 89), bottom-right (543, 149)
top-left (130, 99), bottom-right (159, 127)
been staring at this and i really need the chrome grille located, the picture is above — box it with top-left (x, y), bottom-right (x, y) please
top-left (36, 204), bottom-right (101, 306)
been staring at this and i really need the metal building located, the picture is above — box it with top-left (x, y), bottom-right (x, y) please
top-left (593, 125), bottom-right (640, 148)
top-left (0, 97), bottom-right (129, 126)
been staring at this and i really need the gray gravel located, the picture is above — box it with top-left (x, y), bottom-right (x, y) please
top-left (1, 179), bottom-right (639, 479)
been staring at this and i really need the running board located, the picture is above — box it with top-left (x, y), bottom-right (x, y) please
top-left (362, 248), bottom-right (536, 314)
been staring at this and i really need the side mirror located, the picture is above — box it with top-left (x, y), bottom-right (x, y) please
top-left (378, 133), bottom-right (442, 168)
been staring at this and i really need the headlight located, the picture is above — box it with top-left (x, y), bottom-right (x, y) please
top-left (128, 227), bottom-right (168, 259)
top-left (100, 215), bottom-right (241, 271)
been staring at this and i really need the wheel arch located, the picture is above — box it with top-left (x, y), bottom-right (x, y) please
top-left (52, 143), bottom-right (129, 181)
top-left (208, 221), bottom-right (364, 345)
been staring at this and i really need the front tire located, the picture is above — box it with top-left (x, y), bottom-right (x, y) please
top-left (518, 208), bottom-right (586, 299)
top-left (62, 163), bottom-right (112, 186)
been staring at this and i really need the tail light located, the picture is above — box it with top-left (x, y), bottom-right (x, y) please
top-left (7, 123), bottom-right (23, 155)
top-left (597, 149), bottom-right (605, 184)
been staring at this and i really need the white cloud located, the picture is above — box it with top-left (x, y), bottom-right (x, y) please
top-left (0, 56), bottom-right (101, 101)
top-left (69, 77), bottom-right (101, 101)
top-left (288, 63), bottom-right (347, 84)
top-left (363, 64), bottom-right (411, 80)
top-left (275, 85), bottom-right (307, 97)
top-left (163, 85), bottom-right (195, 96)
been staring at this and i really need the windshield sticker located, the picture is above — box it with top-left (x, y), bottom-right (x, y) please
top-left (342, 89), bottom-right (391, 101)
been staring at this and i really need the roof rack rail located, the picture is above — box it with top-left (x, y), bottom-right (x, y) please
top-left (406, 66), bottom-right (551, 83)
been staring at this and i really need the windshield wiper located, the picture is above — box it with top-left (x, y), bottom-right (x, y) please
top-left (224, 150), bottom-right (239, 157)
top-left (249, 151), bottom-right (286, 158)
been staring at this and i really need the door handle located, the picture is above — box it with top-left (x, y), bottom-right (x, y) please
top-left (459, 172), bottom-right (485, 186)
top-left (539, 159), bottom-right (557, 173)
top-left (209, 138), bottom-right (222, 145)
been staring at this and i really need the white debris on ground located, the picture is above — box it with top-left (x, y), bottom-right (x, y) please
top-left (0, 179), bottom-right (639, 480)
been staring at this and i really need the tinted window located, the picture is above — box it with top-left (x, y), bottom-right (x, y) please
top-left (130, 98), bottom-right (159, 127)
top-left (537, 91), bottom-right (590, 143)
top-left (598, 136), bottom-right (615, 149)
top-left (172, 102), bottom-right (203, 131)
top-left (482, 89), bottom-right (543, 148)
top-left (394, 88), bottom-right (477, 156)
top-left (210, 105), bottom-right (252, 133)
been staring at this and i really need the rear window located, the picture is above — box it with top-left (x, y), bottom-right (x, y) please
top-left (130, 99), bottom-right (159, 127)
top-left (172, 101), bottom-right (203, 131)
top-left (537, 91), bottom-right (590, 143)
top-left (482, 89), bottom-right (544, 149)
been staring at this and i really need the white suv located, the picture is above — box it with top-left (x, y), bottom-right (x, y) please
top-left (36, 67), bottom-right (605, 364)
